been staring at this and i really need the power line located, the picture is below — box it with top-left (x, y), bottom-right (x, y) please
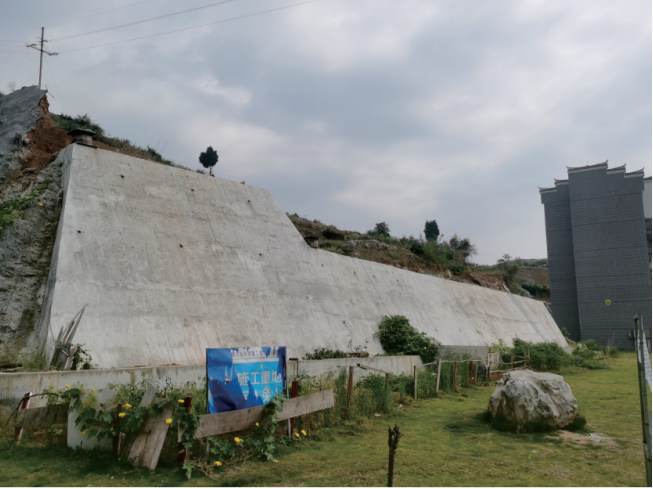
top-left (47, 0), bottom-right (158, 28)
top-left (58, 0), bottom-right (319, 54)
top-left (49, 0), bottom-right (241, 43)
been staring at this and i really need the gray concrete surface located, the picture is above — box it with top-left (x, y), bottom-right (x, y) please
top-left (34, 144), bottom-right (565, 369)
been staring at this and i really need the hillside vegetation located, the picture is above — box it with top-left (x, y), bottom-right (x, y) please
top-left (290, 215), bottom-right (550, 298)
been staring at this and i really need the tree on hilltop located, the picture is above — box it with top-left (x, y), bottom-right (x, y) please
top-left (424, 220), bottom-right (440, 242)
top-left (368, 222), bottom-right (391, 237)
top-left (199, 146), bottom-right (218, 176)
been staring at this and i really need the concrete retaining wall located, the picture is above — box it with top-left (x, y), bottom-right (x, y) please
top-left (34, 144), bottom-right (565, 369)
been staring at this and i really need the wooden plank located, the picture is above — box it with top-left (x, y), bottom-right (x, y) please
top-left (194, 390), bottom-right (334, 439)
top-left (15, 402), bottom-right (70, 428)
top-left (356, 363), bottom-right (392, 375)
top-left (126, 402), bottom-right (173, 470)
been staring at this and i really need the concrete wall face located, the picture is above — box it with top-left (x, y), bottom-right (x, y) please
top-left (36, 145), bottom-right (565, 369)
top-left (541, 185), bottom-right (581, 340)
top-left (541, 164), bottom-right (652, 350)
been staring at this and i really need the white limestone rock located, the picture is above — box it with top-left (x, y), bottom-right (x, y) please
top-left (488, 369), bottom-right (577, 428)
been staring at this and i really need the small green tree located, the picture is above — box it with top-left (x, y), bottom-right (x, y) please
top-left (424, 220), bottom-right (440, 242)
top-left (199, 146), bottom-right (219, 176)
top-left (368, 222), bottom-right (391, 237)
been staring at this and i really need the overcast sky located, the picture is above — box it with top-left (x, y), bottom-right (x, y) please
top-left (1, 0), bottom-right (650, 264)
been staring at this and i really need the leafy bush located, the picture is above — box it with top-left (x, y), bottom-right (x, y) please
top-left (409, 242), bottom-right (425, 256)
top-left (521, 283), bottom-right (550, 297)
top-left (367, 222), bottom-right (390, 237)
top-left (375, 315), bottom-right (439, 363)
top-left (503, 338), bottom-right (571, 371)
top-left (304, 348), bottom-right (347, 360)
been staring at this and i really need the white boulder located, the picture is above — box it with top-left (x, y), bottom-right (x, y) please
top-left (488, 369), bottom-right (577, 428)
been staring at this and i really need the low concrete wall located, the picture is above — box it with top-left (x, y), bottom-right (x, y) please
top-left (0, 356), bottom-right (422, 420)
top-left (288, 355), bottom-right (422, 383)
top-left (441, 345), bottom-right (490, 360)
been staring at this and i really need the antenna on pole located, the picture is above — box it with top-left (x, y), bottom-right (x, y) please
top-left (26, 28), bottom-right (58, 89)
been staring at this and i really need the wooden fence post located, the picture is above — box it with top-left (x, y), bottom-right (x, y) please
top-left (14, 392), bottom-right (31, 442)
top-left (178, 396), bottom-right (192, 467)
top-left (413, 365), bottom-right (417, 401)
top-left (435, 360), bottom-right (442, 392)
top-left (453, 361), bottom-right (457, 389)
top-left (469, 360), bottom-right (473, 383)
top-left (474, 361), bottom-right (479, 383)
top-left (385, 373), bottom-right (390, 391)
top-left (347, 366), bottom-right (354, 409)
top-left (289, 380), bottom-right (299, 434)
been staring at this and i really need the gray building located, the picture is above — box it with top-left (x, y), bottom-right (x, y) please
top-left (540, 161), bottom-right (651, 350)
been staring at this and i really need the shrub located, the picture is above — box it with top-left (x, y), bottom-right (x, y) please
top-left (375, 315), bottom-right (439, 363)
top-left (367, 222), bottom-right (390, 238)
top-left (409, 242), bottom-right (425, 256)
top-left (303, 348), bottom-right (347, 360)
top-left (504, 338), bottom-right (571, 371)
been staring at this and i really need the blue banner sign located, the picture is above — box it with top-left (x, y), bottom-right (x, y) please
top-left (207, 346), bottom-right (286, 414)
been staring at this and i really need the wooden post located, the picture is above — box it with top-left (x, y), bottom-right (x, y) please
top-left (178, 396), bottom-right (192, 467)
top-left (14, 392), bottom-right (32, 442)
top-left (435, 360), bottom-right (442, 392)
top-left (347, 366), bottom-right (354, 409)
top-left (469, 360), bottom-right (473, 383)
top-left (289, 380), bottom-right (299, 434)
top-left (385, 373), bottom-right (390, 391)
top-left (453, 361), bottom-right (457, 389)
top-left (387, 425), bottom-right (404, 487)
top-left (474, 361), bottom-right (479, 383)
top-left (413, 366), bottom-right (417, 401)
top-left (112, 403), bottom-right (122, 455)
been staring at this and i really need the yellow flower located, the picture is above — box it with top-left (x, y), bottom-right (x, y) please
top-left (81, 429), bottom-right (90, 435)
top-left (255, 422), bottom-right (259, 427)
top-left (294, 432), bottom-right (300, 438)
top-left (178, 399), bottom-right (185, 403)
top-left (301, 430), bottom-right (307, 436)
top-left (234, 437), bottom-right (242, 443)
top-left (214, 461), bottom-right (222, 467)
top-left (65, 384), bottom-right (71, 388)
top-left (91, 390), bottom-right (96, 394)
top-left (125, 404), bottom-right (132, 408)
top-left (118, 412), bottom-right (126, 418)
top-left (165, 418), bottom-right (172, 424)
top-left (39, 203), bottom-right (43, 207)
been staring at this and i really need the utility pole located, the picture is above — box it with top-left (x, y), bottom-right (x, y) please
top-left (26, 28), bottom-right (58, 89)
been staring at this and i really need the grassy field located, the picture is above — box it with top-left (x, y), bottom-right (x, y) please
top-left (0, 353), bottom-right (648, 486)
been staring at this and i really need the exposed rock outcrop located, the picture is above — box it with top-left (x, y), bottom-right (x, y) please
top-left (0, 87), bottom-right (68, 356)
top-left (488, 369), bottom-right (577, 428)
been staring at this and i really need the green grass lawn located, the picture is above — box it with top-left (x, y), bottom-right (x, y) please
top-left (0, 353), bottom-right (648, 486)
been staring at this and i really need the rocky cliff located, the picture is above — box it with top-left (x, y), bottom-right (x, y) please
top-left (0, 87), bottom-right (70, 360)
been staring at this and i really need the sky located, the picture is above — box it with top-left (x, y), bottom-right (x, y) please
top-left (1, 0), bottom-right (650, 264)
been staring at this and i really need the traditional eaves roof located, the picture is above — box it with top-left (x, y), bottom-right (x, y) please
top-left (567, 160), bottom-right (608, 173)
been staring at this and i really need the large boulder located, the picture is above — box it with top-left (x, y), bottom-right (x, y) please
top-left (488, 370), bottom-right (577, 428)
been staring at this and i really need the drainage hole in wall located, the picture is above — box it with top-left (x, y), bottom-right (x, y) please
top-left (77, 230), bottom-right (81, 233)
top-left (179, 244), bottom-right (183, 248)
top-left (120, 175), bottom-right (124, 178)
